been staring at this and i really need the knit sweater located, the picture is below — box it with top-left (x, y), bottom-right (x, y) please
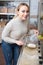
top-left (1, 17), bottom-right (29, 44)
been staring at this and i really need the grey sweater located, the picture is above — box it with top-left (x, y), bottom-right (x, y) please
top-left (2, 16), bottom-right (29, 44)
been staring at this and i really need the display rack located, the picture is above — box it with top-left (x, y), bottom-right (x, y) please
top-left (38, 0), bottom-right (43, 34)
top-left (0, 1), bottom-right (16, 43)
top-left (38, 0), bottom-right (43, 63)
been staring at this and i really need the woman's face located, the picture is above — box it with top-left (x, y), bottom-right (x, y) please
top-left (18, 5), bottom-right (29, 21)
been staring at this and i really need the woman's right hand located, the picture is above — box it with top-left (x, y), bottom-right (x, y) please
top-left (16, 40), bottom-right (24, 46)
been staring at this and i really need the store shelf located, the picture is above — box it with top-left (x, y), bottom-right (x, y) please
top-left (38, 0), bottom-right (43, 62)
top-left (0, 1), bottom-right (16, 43)
top-left (0, 13), bottom-right (15, 15)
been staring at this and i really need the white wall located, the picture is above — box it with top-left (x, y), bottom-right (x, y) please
top-left (30, 0), bottom-right (38, 15)
top-left (30, 0), bottom-right (39, 24)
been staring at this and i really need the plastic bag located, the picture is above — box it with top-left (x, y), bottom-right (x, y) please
top-left (29, 34), bottom-right (38, 44)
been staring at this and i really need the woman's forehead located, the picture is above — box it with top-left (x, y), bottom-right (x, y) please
top-left (19, 5), bottom-right (29, 11)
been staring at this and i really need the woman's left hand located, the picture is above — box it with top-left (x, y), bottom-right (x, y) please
top-left (16, 40), bottom-right (24, 46)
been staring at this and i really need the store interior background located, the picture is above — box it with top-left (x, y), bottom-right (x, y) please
top-left (0, 0), bottom-right (41, 65)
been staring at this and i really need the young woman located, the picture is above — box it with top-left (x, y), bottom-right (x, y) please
top-left (1, 3), bottom-right (30, 65)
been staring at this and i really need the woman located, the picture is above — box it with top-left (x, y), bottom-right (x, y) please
top-left (1, 3), bottom-right (29, 65)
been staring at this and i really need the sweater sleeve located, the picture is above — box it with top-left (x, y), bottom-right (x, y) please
top-left (1, 20), bottom-right (17, 44)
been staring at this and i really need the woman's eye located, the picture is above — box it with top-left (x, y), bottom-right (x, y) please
top-left (26, 11), bottom-right (29, 13)
top-left (22, 10), bottom-right (29, 13)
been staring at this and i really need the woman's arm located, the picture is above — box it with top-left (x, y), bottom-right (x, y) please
top-left (1, 20), bottom-right (17, 43)
top-left (1, 19), bottom-right (24, 45)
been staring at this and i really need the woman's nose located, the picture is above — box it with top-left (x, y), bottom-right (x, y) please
top-left (24, 12), bottom-right (28, 16)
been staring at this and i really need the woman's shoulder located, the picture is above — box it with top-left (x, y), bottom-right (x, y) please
top-left (8, 18), bottom-right (16, 24)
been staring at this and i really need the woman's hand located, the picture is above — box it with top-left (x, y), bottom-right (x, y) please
top-left (16, 40), bottom-right (24, 46)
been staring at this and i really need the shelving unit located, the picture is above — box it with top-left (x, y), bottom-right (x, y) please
top-left (0, 1), bottom-right (16, 43)
top-left (38, 0), bottom-right (43, 34)
top-left (38, 0), bottom-right (43, 63)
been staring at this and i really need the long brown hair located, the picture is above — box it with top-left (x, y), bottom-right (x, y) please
top-left (17, 3), bottom-right (30, 12)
